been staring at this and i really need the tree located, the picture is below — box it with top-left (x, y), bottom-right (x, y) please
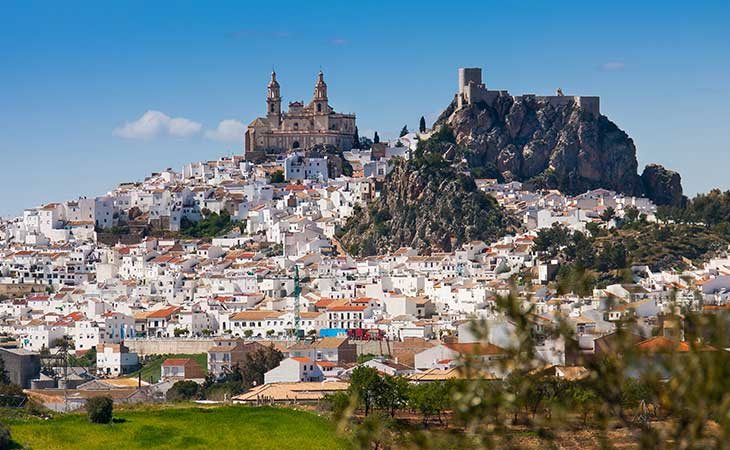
top-left (600, 206), bottom-right (616, 222)
top-left (211, 345), bottom-right (284, 395)
top-left (377, 376), bottom-right (410, 417)
top-left (571, 383), bottom-right (599, 427)
top-left (86, 396), bottom-right (113, 424)
top-left (68, 347), bottom-right (96, 368)
top-left (166, 380), bottom-right (203, 401)
top-left (243, 330), bottom-right (253, 339)
top-left (173, 327), bottom-right (189, 337)
top-left (408, 382), bottom-right (449, 427)
top-left (359, 136), bottom-right (373, 150)
top-left (325, 391), bottom-right (353, 420)
top-left (373, 131), bottom-right (380, 144)
top-left (533, 224), bottom-right (572, 258)
top-left (352, 127), bottom-right (361, 149)
top-left (624, 206), bottom-right (640, 223)
top-left (399, 125), bottom-right (409, 137)
top-left (419, 116), bottom-right (427, 133)
top-left (349, 366), bottom-right (381, 416)
top-left (270, 170), bottom-right (285, 184)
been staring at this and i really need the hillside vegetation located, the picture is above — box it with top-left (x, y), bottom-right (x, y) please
top-left (534, 218), bottom-right (730, 295)
top-left (338, 128), bottom-right (515, 255)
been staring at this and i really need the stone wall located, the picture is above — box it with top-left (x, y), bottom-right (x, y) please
top-left (125, 338), bottom-right (297, 356)
top-left (126, 337), bottom-right (437, 367)
top-left (0, 283), bottom-right (45, 297)
top-left (125, 338), bottom-right (217, 356)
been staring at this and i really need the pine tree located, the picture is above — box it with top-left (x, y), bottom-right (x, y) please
top-left (419, 116), bottom-right (427, 133)
top-left (399, 125), bottom-right (409, 137)
top-left (353, 127), bottom-right (361, 149)
top-left (373, 131), bottom-right (380, 144)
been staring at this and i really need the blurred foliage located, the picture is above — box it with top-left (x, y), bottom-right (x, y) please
top-left (327, 291), bottom-right (730, 449)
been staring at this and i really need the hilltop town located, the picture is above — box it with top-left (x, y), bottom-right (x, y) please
top-left (0, 68), bottom-right (728, 449)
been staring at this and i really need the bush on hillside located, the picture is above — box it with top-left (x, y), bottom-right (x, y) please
top-left (86, 396), bottom-right (113, 424)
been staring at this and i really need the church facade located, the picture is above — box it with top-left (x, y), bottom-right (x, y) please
top-left (245, 71), bottom-right (357, 155)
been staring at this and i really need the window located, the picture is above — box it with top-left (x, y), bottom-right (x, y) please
top-left (317, 103), bottom-right (322, 112)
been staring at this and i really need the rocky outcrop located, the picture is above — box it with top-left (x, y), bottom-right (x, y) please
top-left (435, 96), bottom-right (684, 205)
top-left (338, 158), bottom-right (514, 256)
top-left (641, 164), bottom-right (686, 206)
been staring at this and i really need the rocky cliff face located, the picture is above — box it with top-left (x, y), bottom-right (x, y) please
top-left (641, 164), bottom-right (685, 207)
top-left (435, 95), bottom-right (684, 205)
top-left (338, 157), bottom-right (514, 256)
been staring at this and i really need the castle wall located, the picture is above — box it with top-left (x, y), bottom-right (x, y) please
top-left (457, 67), bottom-right (600, 117)
top-left (513, 95), bottom-right (600, 117)
top-left (464, 84), bottom-right (506, 108)
top-left (576, 96), bottom-right (600, 117)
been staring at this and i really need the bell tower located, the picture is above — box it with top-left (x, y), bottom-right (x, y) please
top-left (267, 70), bottom-right (282, 127)
top-left (313, 70), bottom-right (328, 114)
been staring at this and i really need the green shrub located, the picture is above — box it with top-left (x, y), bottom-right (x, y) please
top-left (86, 396), bottom-right (113, 424)
top-left (166, 380), bottom-right (202, 402)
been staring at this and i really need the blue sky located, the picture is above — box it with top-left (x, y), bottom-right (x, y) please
top-left (1, 0), bottom-right (728, 217)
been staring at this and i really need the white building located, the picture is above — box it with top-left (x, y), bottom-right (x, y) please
top-left (95, 343), bottom-right (139, 376)
top-left (264, 357), bottom-right (324, 384)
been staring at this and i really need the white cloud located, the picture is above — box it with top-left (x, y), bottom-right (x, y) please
top-left (168, 117), bottom-right (202, 137)
top-left (113, 110), bottom-right (202, 140)
top-left (204, 119), bottom-right (247, 143)
top-left (600, 61), bottom-right (625, 71)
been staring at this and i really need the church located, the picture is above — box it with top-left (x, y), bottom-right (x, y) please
top-left (245, 71), bottom-right (357, 156)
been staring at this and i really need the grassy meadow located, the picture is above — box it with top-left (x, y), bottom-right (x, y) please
top-left (7, 405), bottom-right (347, 450)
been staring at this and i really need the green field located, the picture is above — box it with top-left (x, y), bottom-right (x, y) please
top-left (126, 353), bottom-right (208, 383)
top-left (8, 405), bottom-right (348, 450)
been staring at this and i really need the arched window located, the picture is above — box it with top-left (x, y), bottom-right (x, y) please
top-left (317, 103), bottom-right (322, 112)
top-left (270, 104), bottom-right (275, 112)
top-left (293, 122), bottom-right (299, 130)
top-left (292, 141), bottom-right (300, 149)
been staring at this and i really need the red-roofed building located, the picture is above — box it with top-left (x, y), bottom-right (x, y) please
top-left (161, 358), bottom-right (206, 381)
top-left (143, 306), bottom-right (182, 337)
top-left (635, 336), bottom-right (716, 353)
top-left (326, 303), bottom-right (372, 329)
